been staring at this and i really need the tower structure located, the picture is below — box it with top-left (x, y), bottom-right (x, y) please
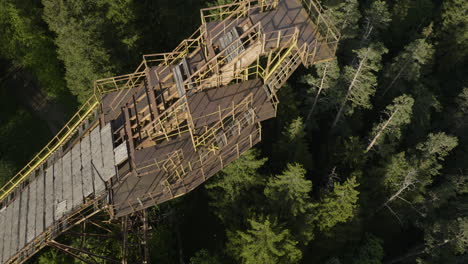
top-left (0, 1), bottom-right (338, 263)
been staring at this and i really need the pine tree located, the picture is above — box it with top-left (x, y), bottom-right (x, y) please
top-left (351, 233), bottom-right (385, 264)
top-left (41, 0), bottom-right (138, 102)
top-left (366, 95), bottom-right (414, 152)
top-left (227, 217), bottom-right (302, 264)
top-left (300, 59), bottom-right (341, 119)
top-left (332, 43), bottom-right (388, 127)
top-left (377, 133), bottom-right (459, 223)
top-left (436, 0), bottom-right (468, 70)
top-left (205, 149), bottom-right (267, 223)
top-left (264, 163), bottom-right (312, 217)
top-left (322, 0), bottom-right (361, 39)
top-left (420, 216), bottom-right (468, 263)
top-left (273, 117), bottom-right (313, 169)
top-left (189, 249), bottom-right (220, 264)
top-left (312, 176), bottom-right (360, 231)
top-left (382, 37), bottom-right (434, 96)
top-left (0, 0), bottom-right (67, 97)
top-left (362, 0), bottom-right (391, 39)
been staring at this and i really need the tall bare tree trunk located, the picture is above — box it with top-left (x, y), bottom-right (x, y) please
top-left (377, 169), bottom-right (417, 212)
top-left (382, 59), bottom-right (409, 96)
top-left (306, 62), bottom-right (329, 122)
top-left (365, 109), bottom-right (398, 152)
top-left (332, 49), bottom-right (370, 128)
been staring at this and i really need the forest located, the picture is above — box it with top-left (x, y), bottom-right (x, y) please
top-left (0, 0), bottom-right (466, 263)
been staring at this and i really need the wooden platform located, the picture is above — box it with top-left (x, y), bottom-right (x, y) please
top-left (0, 124), bottom-right (120, 263)
top-left (0, 1), bottom-right (337, 263)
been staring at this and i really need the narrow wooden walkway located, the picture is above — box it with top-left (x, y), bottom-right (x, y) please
top-left (0, 124), bottom-right (123, 263)
top-left (0, 1), bottom-right (338, 263)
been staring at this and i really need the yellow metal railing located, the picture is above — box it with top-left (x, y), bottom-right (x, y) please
top-left (300, 0), bottom-right (340, 65)
top-left (0, 94), bottom-right (100, 204)
top-left (193, 93), bottom-right (254, 148)
top-left (183, 22), bottom-right (263, 92)
top-left (139, 96), bottom-right (194, 143)
top-left (6, 191), bottom-right (107, 264)
top-left (200, 0), bottom-right (249, 24)
top-left (135, 149), bottom-right (185, 177)
top-left (200, 0), bottom-right (278, 24)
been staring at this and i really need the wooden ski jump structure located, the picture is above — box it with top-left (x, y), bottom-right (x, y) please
top-left (0, 0), bottom-right (338, 263)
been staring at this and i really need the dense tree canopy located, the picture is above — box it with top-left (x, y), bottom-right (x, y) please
top-left (0, 0), bottom-right (466, 263)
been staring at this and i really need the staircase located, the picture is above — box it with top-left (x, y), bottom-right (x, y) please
top-left (265, 47), bottom-right (302, 91)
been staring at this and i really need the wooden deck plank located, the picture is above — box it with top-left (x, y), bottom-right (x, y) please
top-left (81, 134), bottom-right (94, 199)
top-left (2, 203), bottom-right (12, 263)
top-left (35, 170), bottom-right (45, 236)
top-left (54, 157), bottom-right (64, 221)
top-left (100, 124), bottom-right (116, 182)
top-left (10, 196), bottom-right (21, 256)
top-left (45, 165), bottom-right (55, 229)
top-left (18, 185), bottom-right (29, 251)
top-left (71, 142), bottom-right (83, 209)
top-left (26, 180), bottom-right (37, 243)
top-left (61, 151), bottom-right (73, 214)
top-left (0, 207), bottom-right (5, 263)
top-left (0, 207), bottom-right (4, 263)
top-left (90, 125), bottom-right (106, 194)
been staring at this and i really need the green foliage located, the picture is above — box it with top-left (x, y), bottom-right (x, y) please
top-left (382, 37), bottom-right (434, 96)
top-left (273, 117), bottom-right (313, 168)
top-left (148, 223), bottom-right (178, 263)
top-left (389, 0), bottom-right (435, 46)
top-left (227, 217), bottom-right (302, 264)
top-left (0, 160), bottom-right (16, 187)
top-left (436, 0), bottom-right (468, 68)
top-left (189, 249), bottom-right (220, 264)
top-left (422, 216), bottom-right (468, 262)
top-left (368, 94), bottom-right (414, 152)
top-left (363, 0), bottom-right (391, 36)
top-left (344, 42), bottom-right (388, 113)
top-left (380, 152), bottom-right (412, 193)
top-left (37, 248), bottom-right (69, 264)
top-left (41, 0), bottom-right (138, 102)
top-left (301, 59), bottom-right (342, 114)
top-left (0, 0), bottom-right (67, 98)
top-left (351, 233), bottom-right (385, 264)
top-left (205, 149), bottom-right (267, 223)
top-left (312, 177), bottom-right (360, 232)
top-left (323, 0), bottom-right (361, 39)
top-left (264, 163), bottom-right (312, 217)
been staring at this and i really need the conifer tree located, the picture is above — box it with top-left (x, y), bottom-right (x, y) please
top-left (264, 163), bottom-right (312, 217)
top-left (366, 95), bottom-right (414, 152)
top-left (436, 0), bottom-right (468, 70)
top-left (312, 176), bottom-right (360, 231)
top-left (205, 149), bottom-right (267, 223)
top-left (227, 217), bottom-right (302, 264)
top-left (301, 59), bottom-right (341, 119)
top-left (351, 233), bottom-right (385, 264)
top-left (382, 37), bottom-right (434, 95)
top-left (332, 43), bottom-right (388, 127)
top-left (273, 117), bottom-right (313, 168)
top-left (41, 0), bottom-right (138, 102)
top-left (362, 0), bottom-right (391, 39)
top-left (377, 133), bottom-right (458, 223)
top-left (323, 0), bottom-right (361, 39)
top-left (0, 0), bottom-right (66, 97)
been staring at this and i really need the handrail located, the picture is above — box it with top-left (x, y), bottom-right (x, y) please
top-left (0, 94), bottom-right (100, 204)
top-left (193, 93), bottom-right (254, 148)
top-left (139, 95), bottom-right (192, 141)
top-left (116, 123), bottom-right (262, 209)
top-left (183, 22), bottom-right (263, 92)
top-left (154, 26), bottom-right (205, 76)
